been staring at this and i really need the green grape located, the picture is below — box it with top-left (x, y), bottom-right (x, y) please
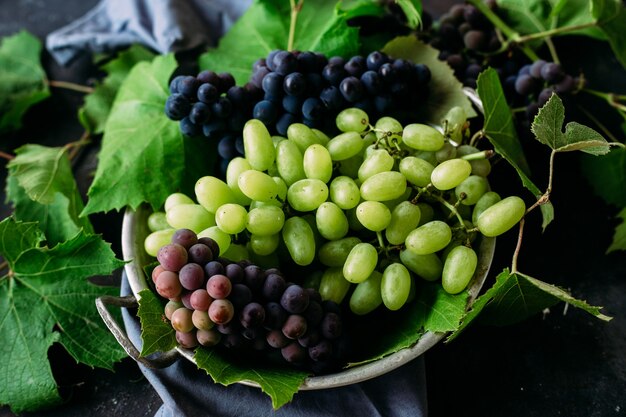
top-left (238, 170), bottom-right (279, 202)
top-left (337, 153), bottom-right (363, 178)
top-left (287, 179), bottom-right (329, 212)
top-left (336, 108), bottom-right (369, 133)
top-left (214, 203), bottom-right (247, 234)
top-left (273, 176), bottom-right (288, 201)
top-left (443, 106), bottom-right (467, 144)
top-left (455, 175), bottom-right (489, 205)
top-left (405, 220), bottom-right (452, 255)
top-left (319, 267), bottom-right (352, 304)
top-left (326, 131), bottom-right (363, 161)
top-left (249, 233), bottom-right (280, 256)
top-left (303, 270), bottom-right (323, 291)
top-left (282, 216), bottom-right (316, 265)
top-left (415, 150), bottom-right (438, 166)
top-left (246, 205), bottom-right (285, 236)
top-left (272, 135), bottom-right (286, 147)
top-left (349, 270), bottom-right (383, 315)
top-left (243, 119), bottom-right (275, 171)
top-left (226, 157), bottom-right (252, 206)
top-left (361, 132), bottom-right (377, 154)
top-left (222, 243), bottom-right (249, 262)
top-left (311, 128), bottom-right (330, 146)
top-left (381, 263), bottom-right (411, 310)
top-left (148, 211), bottom-right (169, 232)
top-left (329, 176), bottom-right (360, 210)
top-left (383, 187), bottom-right (412, 211)
top-left (358, 149), bottom-right (394, 182)
top-left (476, 196), bottom-right (525, 237)
top-left (198, 226), bottom-right (230, 255)
top-left (164, 192), bottom-right (194, 211)
top-left (267, 161), bottom-right (280, 177)
top-left (442, 245), bottom-right (477, 294)
top-left (302, 213), bottom-right (325, 248)
top-left (144, 229), bottom-right (175, 257)
top-left (356, 201), bottom-right (391, 232)
top-left (287, 123), bottom-right (323, 152)
top-left (195, 176), bottom-right (237, 213)
top-left (166, 203), bottom-right (215, 233)
top-left (249, 199), bottom-right (281, 209)
top-left (374, 117), bottom-right (403, 145)
top-left (303, 144), bottom-right (333, 183)
top-left (346, 206), bottom-right (365, 231)
top-left (435, 142), bottom-right (457, 163)
top-left (402, 124), bottom-right (445, 151)
top-left (399, 249), bottom-right (443, 281)
top-left (386, 201), bottom-right (421, 245)
top-left (316, 202), bottom-right (349, 240)
top-left (360, 171), bottom-right (407, 201)
top-left (399, 156), bottom-right (435, 187)
top-left (430, 158), bottom-right (472, 191)
top-left (275, 139), bottom-right (306, 186)
top-left (318, 236), bottom-right (361, 267)
top-left (472, 191), bottom-right (501, 224)
top-left (457, 144), bottom-right (492, 177)
top-left (416, 203), bottom-right (435, 226)
top-left (343, 242), bottom-right (378, 283)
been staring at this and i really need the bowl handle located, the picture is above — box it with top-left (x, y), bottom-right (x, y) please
top-left (96, 294), bottom-right (180, 369)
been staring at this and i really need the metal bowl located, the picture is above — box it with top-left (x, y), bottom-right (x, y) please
top-left (109, 203), bottom-right (495, 390)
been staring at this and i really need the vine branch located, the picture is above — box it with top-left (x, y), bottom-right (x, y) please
top-left (47, 80), bottom-right (94, 94)
top-left (288, 0), bottom-right (304, 52)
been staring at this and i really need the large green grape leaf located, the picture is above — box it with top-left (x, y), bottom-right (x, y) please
top-left (79, 45), bottom-right (156, 134)
top-left (194, 347), bottom-right (309, 409)
top-left (0, 30), bottom-right (50, 133)
top-left (382, 36), bottom-right (477, 124)
top-left (82, 54), bottom-right (186, 215)
top-left (0, 218), bottom-right (126, 413)
top-left (592, 0), bottom-right (626, 69)
top-left (476, 68), bottom-right (554, 229)
top-left (198, 0), bottom-right (362, 85)
top-left (607, 207), bottom-right (626, 253)
top-left (137, 288), bottom-right (177, 356)
top-left (531, 93), bottom-right (610, 155)
top-left (580, 147), bottom-right (626, 207)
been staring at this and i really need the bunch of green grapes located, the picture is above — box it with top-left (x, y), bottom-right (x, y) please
top-left (145, 108), bottom-right (525, 317)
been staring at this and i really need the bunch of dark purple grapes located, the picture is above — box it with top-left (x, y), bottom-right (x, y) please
top-left (427, 1), bottom-right (501, 88)
top-left (249, 49), bottom-right (432, 135)
top-left (152, 228), bottom-right (345, 372)
top-left (505, 59), bottom-right (582, 118)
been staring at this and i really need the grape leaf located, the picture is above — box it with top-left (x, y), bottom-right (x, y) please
top-left (194, 347), bottom-right (309, 409)
top-left (79, 45), bottom-right (156, 134)
top-left (496, 0), bottom-right (605, 42)
top-left (82, 54), bottom-right (186, 215)
top-left (198, 0), bottom-right (362, 85)
top-left (531, 93), bottom-right (610, 155)
top-left (395, 0), bottom-right (423, 29)
top-left (382, 36), bottom-right (477, 124)
top-left (0, 218), bottom-right (126, 413)
top-left (0, 30), bottom-right (50, 133)
top-left (580, 147), bottom-right (626, 206)
top-left (592, 0), bottom-right (626, 69)
top-left (137, 288), bottom-right (177, 356)
top-left (416, 282), bottom-right (469, 332)
top-left (607, 207), bottom-right (626, 253)
top-left (476, 68), bottom-right (554, 229)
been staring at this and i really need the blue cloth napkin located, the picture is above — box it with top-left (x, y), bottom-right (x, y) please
top-left (120, 274), bottom-right (428, 417)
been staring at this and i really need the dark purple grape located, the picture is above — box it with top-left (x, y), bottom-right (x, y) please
top-left (529, 60), bottom-right (546, 79)
top-left (540, 62), bottom-right (564, 82)
top-left (157, 243), bottom-right (188, 272)
top-left (465, 63), bottom-right (482, 79)
top-left (164, 94), bottom-right (191, 120)
top-left (344, 55), bottom-right (366, 76)
top-left (374, 94), bottom-right (393, 114)
top-left (155, 270), bottom-right (182, 299)
top-left (197, 70), bottom-right (220, 85)
top-left (171, 229), bottom-right (198, 249)
top-left (514, 74), bottom-right (536, 96)
top-left (320, 312), bottom-right (342, 339)
top-left (189, 102), bottom-right (211, 125)
top-left (216, 320), bottom-right (240, 334)
top-left (240, 302), bottom-right (266, 328)
top-left (225, 263), bottom-right (244, 284)
top-left (302, 300), bottom-right (323, 327)
top-left (262, 273), bottom-right (287, 301)
top-left (179, 263), bottom-right (205, 291)
top-left (366, 51), bottom-right (388, 71)
top-left (354, 98), bottom-right (375, 115)
top-left (253, 100), bottom-right (278, 124)
top-left (339, 76), bottom-right (364, 102)
top-left (296, 51), bottom-right (317, 72)
top-left (222, 333), bottom-right (247, 349)
top-left (206, 274), bottom-right (232, 299)
top-left (226, 86), bottom-right (249, 108)
top-left (463, 30), bottom-right (487, 50)
top-left (266, 50), bottom-right (281, 71)
top-left (280, 285), bottom-right (309, 314)
top-left (308, 340), bottom-right (333, 361)
top-left (252, 58), bottom-right (267, 72)
top-left (178, 76), bottom-right (200, 99)
top-left (526, 102), bottom-right (540, 119)
top-left (180, 117), bottom-right (201, 137)
top-left (283, 72), bottom-right (307, 96)
top-left (276, 113), bottom-right (299, 136)
top-left (201, 119), bottom-right (225, 138)
top-left (414, 64), bottom-right (431, 85)
top-left (297, 329), bottom-right (320, 348)
top-left (517, 64), bottom-right (531, 76)
top-left (282, 314), bottom-right (308, 339)
top-left (244, 265), bottom-right (266, 292)
top-left (320, 86), bottom-right (345, 110)
top-left (321, 300), bottom-right (341, 314)
top-left (392, 59), bottom-right (412, 79)
top-left (198, 238), bottom-right (220, 258)
top-left (378, 62), bottom-right (396, 83)
top-left (242, 327), bottom-right (262, 340)
top-left (322, 63), bottom-right (346, 86)
top-left (234, 136), bottom-right (245, 154)
top-left (262, 72), bottom-right (284, 96)
top-left (538, 87), bottom-right (556, 106)
top-left (176, 330), bottom-right (198, 349)
top-left (211, 97), bottom-right (233, 119)
top-left (446, 54), bottom-right (465, 73)
top-left (555, 75), bottom-right (576, 93)
top-left (197, 83), bottom-right (219, 104)
top-left (217, 72), bottom-right (235, 93)
top-left (180, 290), bottom-right (193, 309)
top-left (267, 329), bottom-right (290, 348)
top-left (281, 342), bottom-right (306, 363)
top-left (169, 75), bottom-right (185, 94)
top-left (305, 73), bottom-right (324, 96)
top-left (217, 136), bottom-right (239, 160)
top-left (251, 66), bottom-right (271, 88)
top-left (273, 51), bottom-right (297, 75)
top-left (264, 301), bottom-right (287, 329)
top-left (228, 284), bottom-right (253, 310)
top-left (302, 97), bottom-right (325, 120)
top-left (360, 70), bottom-right (382, 95)
top-left (464, 5), bottom-right (489, 28)
top-left (190, 289), bottom-right (212, 311)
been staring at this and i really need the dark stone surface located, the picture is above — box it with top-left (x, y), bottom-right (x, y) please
top-left (1, 1), bottom-right (625, 416)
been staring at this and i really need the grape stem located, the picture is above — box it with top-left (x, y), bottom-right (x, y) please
top-left (47, 80), bottom-right (94, 94)
top-left (460, 150), bottom-right (494, 161)
top-left (514, 22), bottom-right (598, 45)
top-left (288, 0), bottom-right (304, 52)
top-left (0, 150), bottom-right (15, 161)
top-left (376, 231), bottom-right (386, 252)
top-left (64, 131), bottom-right (92, 161)
top-left (432, 194), bottom-right (468, 232)
top-left (577, 105), bottom-right (624, 143)
top-left (582, 88), bottom-right (626, 115)
top-left (469, 130), bottom-right (484, 147)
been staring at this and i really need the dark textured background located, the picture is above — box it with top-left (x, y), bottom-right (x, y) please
top-left (0, 1), bottom-right (625, 416)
